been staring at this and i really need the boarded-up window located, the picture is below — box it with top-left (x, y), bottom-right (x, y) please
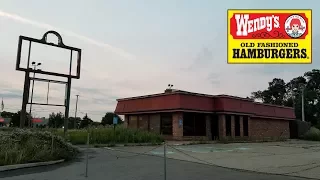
top-left (235, 115), bottom-right (240, 136)
top-left (138, 115), bottom-right (149, 130)
top-left (160, 113), bottom-right (172, 135)
top-left (129, 115), bottom-right (138, 129)
top-left (226, 115), bottom-right (231, 136)
top-left (243, 116), bottom-right (248, 136)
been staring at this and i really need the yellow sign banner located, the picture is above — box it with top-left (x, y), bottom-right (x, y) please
top-left (227, 9), bottom-right (312, 64)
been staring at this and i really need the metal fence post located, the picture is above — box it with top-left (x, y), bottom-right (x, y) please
top-left (85, 132), bottom-right (90, 177)
top-left (164, 142), bottom-right (167, 180)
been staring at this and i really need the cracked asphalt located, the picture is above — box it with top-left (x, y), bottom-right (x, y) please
top-left (0, 146), bottom-right (311, 180)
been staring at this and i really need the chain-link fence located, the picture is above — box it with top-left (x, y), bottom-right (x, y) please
top-left (2, 131), bottom-right (317, 180)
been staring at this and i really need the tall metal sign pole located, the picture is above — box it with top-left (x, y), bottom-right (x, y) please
top-left (64, 77), bottom-right (72, 135)
top-left (74, 95), bottom-right (79, 129)
top-left (19, 41), bottom-right (32, 128)
top-left (16, 31), bottom-right (82, 130)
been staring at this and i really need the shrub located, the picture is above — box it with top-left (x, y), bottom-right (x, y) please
top-left (53, 126), bottom-right (164, 145)
top-left (0, 129), bottom-right (79, 166)
top-left (303, 127), bottom-right (320, 141)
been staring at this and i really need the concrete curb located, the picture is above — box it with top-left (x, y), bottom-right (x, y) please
top-left (82, 139), bottom-right (290, 148)
top-left (0, 159), bottom-right (65, 172)
top-left (104, 147), bottom-right (319, 180)
top-left (77, 143), bottom-right (163, 148)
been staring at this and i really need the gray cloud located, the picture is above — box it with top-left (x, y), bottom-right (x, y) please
top-left (72, 86), bottom-right (119, 103)
top-left (0, 92), bottom-right (22, 99)
top-left (91, 98), bottom-right (118, 106)
top-left (181, 47), bottom-right (214, 71)
top-left (0, 88), bottom-right (23, 99)
top-left (0, 10), bottom-right (136, 60)
top-left (72, 87), bottom-right (110, 96)
top-left (207, 72), bottom-right (221, 85)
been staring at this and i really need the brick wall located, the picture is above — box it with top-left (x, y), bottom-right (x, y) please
top-left (250, 117), bottom-right (290, 139)
top-left (248, 116), bottom-right (251, 137)
top-left (138, 115), bottom-right (149, 131)
top-left (231, 115), bottom-right (235, 137)
top-left (172, 112), bottom-right (183, 140)
top-left (128, 115), bottom-right (138, 129)
top-left (205, 115), bottom-right (212, 139)
top-left (218, 114), bottom-right (226, 139)
top-left (149, 114), bottom-right (161, 133)
top-left (126, 113), bottom-right (290, 141)
top-left (239, 116), bottom-right (243, 137)
top-left (124, 115), bottom-right (129, 128)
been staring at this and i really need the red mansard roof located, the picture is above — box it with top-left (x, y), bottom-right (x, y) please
top-left (115, 89), bottom-right (295, 120)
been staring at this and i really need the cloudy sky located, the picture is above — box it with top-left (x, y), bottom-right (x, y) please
top-left (0, 0), bottom-right (318, 121)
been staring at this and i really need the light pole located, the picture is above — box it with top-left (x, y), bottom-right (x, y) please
top-left (29, 61), bottom-right (41, 127)
top-left (74, 95), bottom-right (79, 129)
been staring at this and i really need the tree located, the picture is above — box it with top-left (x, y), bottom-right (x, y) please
top-left (7, 111), bottom-right (31, 127)
top-left (79, 114), bottom-right (93, 129)
top-left (48, 112), bottom-right (64, 128)
top-left (251, 69), bottom-right (320, 125)
top-left (284, 76), bottom-right (307, 107)
top-left (91, 121), bottom-right (101, 127)
top-left (101, 112), bottom-right (123, 126)
top-left (1, 111), bottom-right (15, 118)
top-left (251, 78), bottom-right (287, 105)
top-left (68, 117), bottom-right (81, 129)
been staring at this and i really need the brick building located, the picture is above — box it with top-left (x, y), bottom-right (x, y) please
top-left (114, 89), bottom-right (295, 141)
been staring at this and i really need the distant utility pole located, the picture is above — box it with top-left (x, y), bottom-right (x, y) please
top-left (74, 95), bottom-right (79, 129)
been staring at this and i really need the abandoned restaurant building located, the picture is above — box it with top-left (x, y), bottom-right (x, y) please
top-left (114, 89), bottom-right (295, 141)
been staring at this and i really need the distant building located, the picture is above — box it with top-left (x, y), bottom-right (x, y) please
top-left (115, 89), bottom-right (295, 141)
top-left (0, 117), bottom-right (11, 127)
top-left (32, 117), bottom-right (49, 128)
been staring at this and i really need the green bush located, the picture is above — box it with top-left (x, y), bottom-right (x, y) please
top-left (303, 127), bottom-right (320, 141)
top-left (53, 127), bottom-right (164, 145)
top-left (0, 129), bottom-right (79, 166)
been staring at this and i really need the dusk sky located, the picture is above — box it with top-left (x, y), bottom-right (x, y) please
top-left (0, 0), bottom-right (317, 121)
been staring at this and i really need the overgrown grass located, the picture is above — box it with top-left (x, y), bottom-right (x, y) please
top-left (0, 128), bottom-right (79, 166)
top-left (53, 126), bottom-right (164, 145)
top-left (303, 127), bottom-right (320, 141)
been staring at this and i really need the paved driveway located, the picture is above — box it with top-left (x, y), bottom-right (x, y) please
top-left (110, 139), bottom-right (320, 179)
top-left (0, 147), bottom-right (309, 180)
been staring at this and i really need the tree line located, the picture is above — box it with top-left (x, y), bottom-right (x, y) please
top-left (0, 111), bottom-right (123, 129)
top-left (250, 69), bottom-right (320, 126)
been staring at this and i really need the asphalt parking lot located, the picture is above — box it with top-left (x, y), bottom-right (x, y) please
top-left (110, 139), bottom-right (320, 179)
top-left (0, 145), bottom-right (311, 180)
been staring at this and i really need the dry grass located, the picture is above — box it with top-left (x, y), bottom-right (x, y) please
top-left (0, 128), bottom-right (79, 166)
top-left (53, 126), bottom-right (164, 145)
